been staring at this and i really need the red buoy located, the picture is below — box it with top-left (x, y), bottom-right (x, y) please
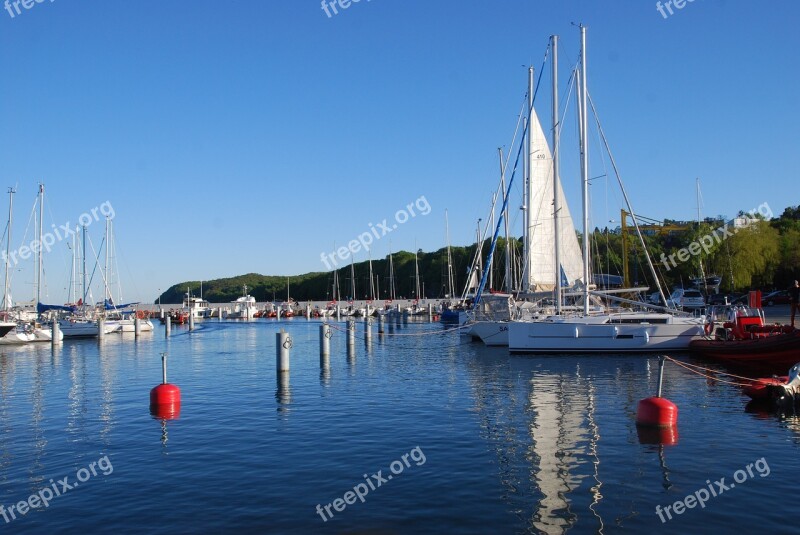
top-left (636, 396), bottom-right (678, 427)
top-left (635, 357), bottom-right (678, 443)
top-left (150, 353), bottom-right (181, 420)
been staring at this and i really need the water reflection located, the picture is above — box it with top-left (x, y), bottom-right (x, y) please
top-left (276, 372), bottom-right (291, 418)
top-left (467, 356), bottom-right (606, 535)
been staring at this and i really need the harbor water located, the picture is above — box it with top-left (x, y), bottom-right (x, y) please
top-left (1, 319), bottom-right (798, 533)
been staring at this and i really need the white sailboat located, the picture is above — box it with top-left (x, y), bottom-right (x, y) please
top-left (27, 184), bottom-right (63, 342)
top-left (101, 217), bottom-right (154, 333)
top-left (58, 225), bottom-right (100, 338)
top-left (0, 187), bottom-right (33, 343)
top-left (507, 27), bottom-right (704, 353)
top-left (470, 40), bottom-right (585, 345)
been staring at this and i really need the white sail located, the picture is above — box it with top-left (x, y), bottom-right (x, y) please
top-left (526, 104), bottom-right (584, 291)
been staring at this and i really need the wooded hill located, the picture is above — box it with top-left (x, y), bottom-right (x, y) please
top-left (157, 205), bottom-right (800, 303)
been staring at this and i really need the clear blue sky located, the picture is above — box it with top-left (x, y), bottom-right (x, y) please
top-left (1, 1), bottom-right (797, 303)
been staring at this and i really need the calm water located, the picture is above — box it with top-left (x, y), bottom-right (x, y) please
top-left (1, 319), bottom-right (798, 534)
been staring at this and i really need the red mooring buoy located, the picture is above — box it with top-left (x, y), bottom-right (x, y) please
top-left (150, 353), bottom-right (181, 420)
top-left (636, 357), bottom-right (678, 435)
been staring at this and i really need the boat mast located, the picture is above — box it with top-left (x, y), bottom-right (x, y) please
top-left (521, 68), bottom-right (534, 293)
top-left (498, 149), bottom-right (513, 294)
top-left (350, 256), bottom-right (356, 301)
top-left (3, 187), bottom-right (14, 314)
top-left (579, 25), bottom-right (590, 315)
top-left (82, 225), bottom-right (87, 308)
top-left (552, 34), bottom-right (563, 314)
top-left (445, 210), bottom-right (455, 298)
top-left (696, 177), bottom-right (709, 294)
top-left (36, 183), bottom-right (43, 305)
top-left (389, 249), bottom-right (395, 300)
top-left (414, 243), bottom-right (421, 302)
top-left (368, 249), bottom-right (375, 300)
top-left (104, 217), bottom-right (110, 304)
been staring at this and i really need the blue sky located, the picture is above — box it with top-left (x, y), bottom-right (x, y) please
top-left (0, 1), bottom-right (797, 303)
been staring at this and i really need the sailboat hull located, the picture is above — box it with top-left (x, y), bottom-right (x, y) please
top-left (508, 315), bottom-right (704, 353)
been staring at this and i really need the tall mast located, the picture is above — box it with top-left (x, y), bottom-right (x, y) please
top-left (578, 25), bottom-right (590, 315)
top-left (368, 249), bottom-right (375, 300)
top-left (3, 188), bottom-right (14, 313)
top-left (414, 243), bottom-right (421, 301)
top-left (350, 256), bottom-right (356, 300)
top-left (36, 183), bottom-right (44, 305)
top-left (104, 217), bottom-right (110, 303)
top-left (389, 248), bottom-right (395, 300)
top-left (445, 210), bottom-right (455, 298)
top-left (70, 226), bottom-right (76, 304)
top-left (552, 34), bottom-right (563, 314)
top-left (498, 149), bottom-right (513, 294)
top-left (522, 67), bottom-right (534, 293)
top-left (82, 225), bottom-right (87, 307)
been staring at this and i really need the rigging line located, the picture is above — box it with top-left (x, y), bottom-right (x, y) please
top-left (662, 355), bottom-right (773, 383)
top-left (664, 358), bottom-right (752, 388)
top-left (587, 91), bottom-right (669, 305)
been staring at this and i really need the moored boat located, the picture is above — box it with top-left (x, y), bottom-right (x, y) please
top-left (689, 305), bottom-right (799, 373)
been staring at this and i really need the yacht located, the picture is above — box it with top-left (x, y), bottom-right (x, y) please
top-left (227, 286), bottom-right (258, 319)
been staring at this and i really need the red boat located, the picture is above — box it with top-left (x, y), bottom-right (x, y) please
top-left (742, 376), bottom-right (789, 400)
top-left (689, 305), bottom-right (800, 373)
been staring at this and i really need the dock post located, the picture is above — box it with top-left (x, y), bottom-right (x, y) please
top-left (347, 319), bottom-right (355, 347)
top-left (320, 323), bottom-right (331, 357)
top-left (364, 317), bottom-right (372, 344)
top-left (98, 318), bottom-right (105, 340)
top-left (336, 305), bottom-right (340, 320)
top-left (51, 318), bottom-right (61, 346)
top-left (306, 304), bottom-right (311, 319)
top-left (189, 312), bottom-right (195, 331)
top-left (134, 317), bottom-right (141, 337)
top-left (378, 313), bottom-right (385, 334)
top-left (165, 315), bottom-right (171, 337)
top-left (277, 329), bottom-right (291, 373)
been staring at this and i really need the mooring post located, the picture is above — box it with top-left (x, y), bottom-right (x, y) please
top-left (277, 329), bottom-right (291, 373)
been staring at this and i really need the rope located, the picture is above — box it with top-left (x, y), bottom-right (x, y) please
top-left (326, 321), bottom-right (471, 338)
top-left (662, 355), bottom-right (773, 387)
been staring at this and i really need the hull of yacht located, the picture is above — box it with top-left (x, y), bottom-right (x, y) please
top-left (468, 321), bottom-right (510, 346)
top-left (104, 319), bottom-right (154, 333)
top-left (59, 319), bottom-right (100, 338)
top-left (227, 307), bottom-right (258, 319)
top-left (0, 326), bottom-right (35, 344)
top-left (508, 314), bottom-right (705, 353)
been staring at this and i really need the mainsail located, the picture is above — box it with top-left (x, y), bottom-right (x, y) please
top-left (525, 103), bottom-right (584, 291)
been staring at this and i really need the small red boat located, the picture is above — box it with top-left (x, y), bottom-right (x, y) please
top-left (742, 376), bottom-right (789, 400)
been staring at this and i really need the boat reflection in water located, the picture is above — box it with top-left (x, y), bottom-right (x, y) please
top-left (467, 355), bottom-right (606, 534)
